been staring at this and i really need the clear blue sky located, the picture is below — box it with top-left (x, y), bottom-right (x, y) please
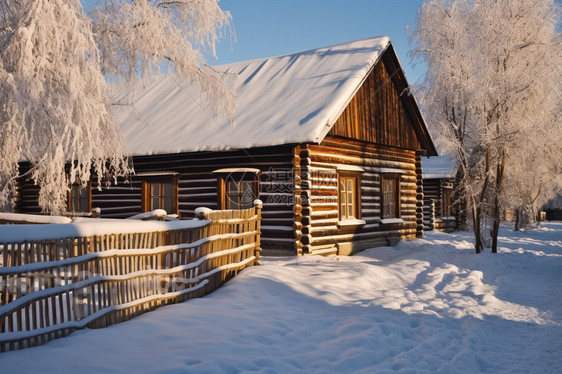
top-left (80, 1), bottom-right (427, 84)
top-left (213, 0), bottom-right (428, 84)
top-left (83, 0), bottom-right (562, 85)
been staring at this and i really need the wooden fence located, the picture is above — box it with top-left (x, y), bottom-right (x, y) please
top-left (0, 201), bottom-right (262, 352)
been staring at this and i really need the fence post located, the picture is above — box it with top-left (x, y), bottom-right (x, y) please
top-left (91, 208), bottom-right (101, 218)
top-left (194, 207), bottom-right (212, 221)
top-left (253, 199), bottom-right (263, 262)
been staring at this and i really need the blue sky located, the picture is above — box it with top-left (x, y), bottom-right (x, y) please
top-left (82, 0), bottom-right (428, 84)
top-left (82, 0), bottom-right (562, 85)
top-left (213, 0), bottom-right (428, 84)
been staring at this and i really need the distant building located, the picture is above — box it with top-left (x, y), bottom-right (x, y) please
top-left (543, 193), bottom-right (562, 221)
top-left (421, 155), bottom-right (459, 232)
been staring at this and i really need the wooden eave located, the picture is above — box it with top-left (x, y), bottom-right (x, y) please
top-left (380, 44), bottom-right (438, 156)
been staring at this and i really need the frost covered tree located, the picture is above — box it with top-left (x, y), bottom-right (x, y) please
top-left (0, 0), bottom-right (232, 213)
top-left (91, 0), bottom-right (234, 116)
top-left (411, 0), bottom-right (562, 253)
top-left (502, 103), bottom-right (562, 230)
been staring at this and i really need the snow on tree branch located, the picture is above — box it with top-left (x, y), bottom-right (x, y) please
top-left (411, 0), bottom-right (562, 252)
top-left (0, 0), bottom-right (233, 213)
top-left (91, 0), bottom-right (235, 116)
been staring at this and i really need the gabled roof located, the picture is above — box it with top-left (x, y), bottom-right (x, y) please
top-left (111, 37), bottom-right (434, 156)
top-left (422, 154), bottom-right (458, 179)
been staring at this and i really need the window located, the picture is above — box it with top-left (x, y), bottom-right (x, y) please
top-left (225, 179), bottom-right (256, 209)
top-left (149, 182), bottom-right (174, 212)
top-left (441, 186), bottom-right (453, 217)
top-left (214, 168), bottom-right (260, 210)
top-left (141, 175), bottom-right (178, 214)
top-left (68, 183), bottom-right (91, 212)
top-left (338, 172), bottom-right (361, 220)
top-left (381, 174), bottom-right (400, 219)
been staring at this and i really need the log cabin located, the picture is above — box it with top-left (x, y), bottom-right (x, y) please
top-left (15, 37), bottom-right (438, 255)
top-left (542, 194), bottom-right (562, 221)
top-left (421, 155), bottom-right (459, 232)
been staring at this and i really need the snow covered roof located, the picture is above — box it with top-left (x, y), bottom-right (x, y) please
top-left (422, 155), bottom-right (458, 179)
top-left (112, 37), bottom-right (397, 156)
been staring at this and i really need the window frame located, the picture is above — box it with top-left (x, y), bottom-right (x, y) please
top-left (381, 173), bottom-right (401, 220)
top-left (441, 184), bottom-right (453, 218)
top-left (140, 175), bottom-right (179, 215)
top-left (337, 171), bottom-right (362, 221)
top-left (67, 182), bottom-right (92, 213)
top-left (215, 170), bottom-right (260, 210)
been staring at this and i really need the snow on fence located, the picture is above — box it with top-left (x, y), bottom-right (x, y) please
top-left (0, 201), bottom-right (263, 352)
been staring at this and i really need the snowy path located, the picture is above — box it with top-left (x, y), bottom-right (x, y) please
top-left (1, 223), bottom-right (561, 373)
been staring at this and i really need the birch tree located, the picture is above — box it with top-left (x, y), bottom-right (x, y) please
top-left (502, 104), bottom-right (562, 230)
top-left (411, 0), bottom-right (562, 253)
top-left (0, 0), bottom-right (232, 213)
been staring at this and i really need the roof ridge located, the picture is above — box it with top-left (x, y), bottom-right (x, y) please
top-left (212, 36), bottom-right (391, 68)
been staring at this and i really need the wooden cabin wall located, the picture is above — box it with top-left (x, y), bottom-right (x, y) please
top-left (545, 209), bottom-right (562, 221)
top-left (422, 178), bottom-right (457, 232)
top-left (91, 146), bottom-right (297, 252)
top-left (415, 153), bottom-right (424, 238)
top-left (298, 136), bottom-right (419, 255)
top-left (307, 50), bottom-right (429, 255)
top-left (14, 146), bottom-right (297, 253)
top-left (423, 178), bottom-right (442, 216)
top-left (14, 163), bottom-right (41, 214)
top-left (91, 180), bottom-right (142, 217)
top-left (422, 178), bottom-right (441, 231)
top-left (329, 56), bottom-right (422, 151)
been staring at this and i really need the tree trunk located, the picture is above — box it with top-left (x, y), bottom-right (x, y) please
top-left (491, 150), bottom-right (506, 254)
top-left (473, 149), bottom-right (491, 253)
top-left (491, 195), bottom-right (500, 253)
top-left (472, 203), bottom-right (483, 253)
top-left (453, 168), bottom-right (467, 230)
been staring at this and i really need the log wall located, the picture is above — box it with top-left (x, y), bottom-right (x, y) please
top-left (299, 136), bottom-right (419, 255)
top-left (97, 146), bottom-right (296, 253)
top-left (423, 178), bottom-right (442, 223)
top-left (15, 147), bottom-right (296, 254)
top-left (14, 164), bottom-right (40, 215)
top-left (329, 53), bottom-right (421, 150)
top-left (422, 178), bottom-right (457, 232)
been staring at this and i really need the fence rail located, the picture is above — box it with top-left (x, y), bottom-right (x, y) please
top-left (0, 201), bottom-right (262, 352)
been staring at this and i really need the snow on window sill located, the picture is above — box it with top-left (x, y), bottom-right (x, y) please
top-left (336, 165), bottom-right (365, 173)
top-left (337, 219), bottom-right (366, 228)
top-left (379, 168), bottom-right (404, 174)
top-left (380, 218), bottom-right (404, 225)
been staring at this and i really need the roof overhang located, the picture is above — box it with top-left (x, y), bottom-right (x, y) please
top-left (380, 44), bottom-right (438, 156)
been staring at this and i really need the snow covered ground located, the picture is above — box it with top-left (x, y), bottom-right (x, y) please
top-left (1, 222), bottom-right (561, 373)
